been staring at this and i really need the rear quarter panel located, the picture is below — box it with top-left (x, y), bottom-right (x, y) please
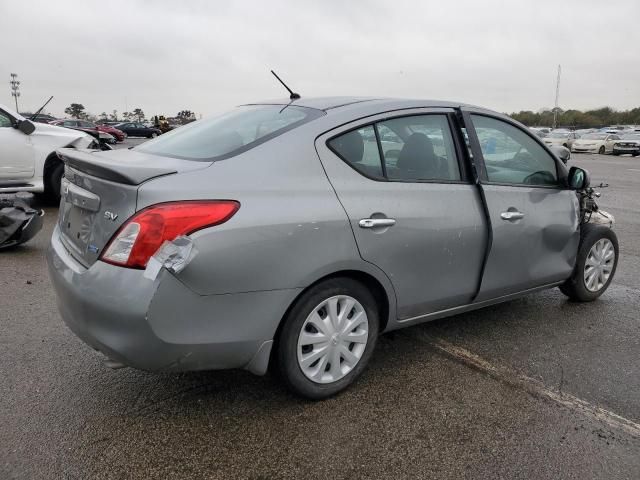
top-left (136, 129), bottom-right (396, 304)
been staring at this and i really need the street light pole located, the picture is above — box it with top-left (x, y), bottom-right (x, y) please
top-left (10, 73), bottom-right (21, 112)
top-left (553, 65), bottom-right (561, 129)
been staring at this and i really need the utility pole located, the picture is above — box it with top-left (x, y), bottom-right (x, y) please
top-left (553, 64), bottom-right (561, 129)
top-left (10, 73), bottom-right (20, 112)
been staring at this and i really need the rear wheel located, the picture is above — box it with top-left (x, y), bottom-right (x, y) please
top-left (276, 278), bottom-right (379, 399)
top-left (598, 145), bottom-right (606, 154)
top-left (149, 132), bottom-right (158, 138)
top-left (559, 224), bottom-right (618, 302)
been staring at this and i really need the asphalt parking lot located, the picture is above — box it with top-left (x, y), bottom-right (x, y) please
top-left (1, 149), bottom-right (639, 479)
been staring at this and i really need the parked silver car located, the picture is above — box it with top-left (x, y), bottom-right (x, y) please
top-left (47, 97), bottom-right (618, 399)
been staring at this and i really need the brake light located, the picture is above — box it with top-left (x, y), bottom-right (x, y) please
top-left (100, 200), bottom-right (239, 269)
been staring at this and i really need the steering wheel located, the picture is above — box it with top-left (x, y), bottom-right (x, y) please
top-left (523, 170), bottom-right (556, 185)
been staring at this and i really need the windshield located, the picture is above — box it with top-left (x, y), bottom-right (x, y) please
top-left (581, 133), bottom-right (607, 140)
top-left (548, 132), bottom-right (569, 138)
top-left (136, 105), bottom-right (323, 161)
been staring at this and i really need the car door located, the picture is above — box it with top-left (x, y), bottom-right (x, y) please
top-left (464, 112), bottom-right (579, 301)
top-left (316, 109), bottom-right (487, 320)
top-left (0, 109), bottom-right (35, 180)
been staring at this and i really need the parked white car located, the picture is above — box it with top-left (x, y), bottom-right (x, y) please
top-left (0, 104), bottom-right (94, 199)
top-left (571, 132), bottom-right (621, 154)
top-left (543, 130), bottom-right (579, 149)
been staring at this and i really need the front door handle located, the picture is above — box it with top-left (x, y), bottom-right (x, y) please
top-left (500, 211), bottom-right (524, 221)
top-left (359, 218), bottom-right (396, 228)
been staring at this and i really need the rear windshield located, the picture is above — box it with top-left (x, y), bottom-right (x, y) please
top-left (136, 104), bottom-right (323, 161)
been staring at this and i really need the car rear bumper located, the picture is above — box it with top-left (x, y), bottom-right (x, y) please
top-left (47, 225), bottom-right (300, 374)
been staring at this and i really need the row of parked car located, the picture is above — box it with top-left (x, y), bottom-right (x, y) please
top-left (25, 115), bottom-right (163, 144)
top-left (529, 126), bottom-right (640, 156)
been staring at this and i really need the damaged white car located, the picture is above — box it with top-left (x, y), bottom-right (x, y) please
top-left (0, 104), bottom-right (95, 199)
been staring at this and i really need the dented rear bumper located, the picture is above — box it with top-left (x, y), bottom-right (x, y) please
top-left (47, 225), bottom-right (299, 374)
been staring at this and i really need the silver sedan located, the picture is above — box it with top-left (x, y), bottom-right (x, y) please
top-left (48, 97), bottom-right (618, 399)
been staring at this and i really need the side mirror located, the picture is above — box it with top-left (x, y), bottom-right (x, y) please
top-left (16, 119), bottom-right (36, 135)
top-left (568, 166), bottom-right (590, 190)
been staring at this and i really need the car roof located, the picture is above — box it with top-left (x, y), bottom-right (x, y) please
top-left (245, 96), bottom-right (484, 113)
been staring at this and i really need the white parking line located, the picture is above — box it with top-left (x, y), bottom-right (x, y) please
top-left (425, 336), bottom-right (640, 439)
top-left (627, 169), bottom-right (640, 172)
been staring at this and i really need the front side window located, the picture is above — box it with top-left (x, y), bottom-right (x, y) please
top-left (328, 114), bottom-right (461, 183)
top-left (0, 111), bottom-right (12, 128)
top-left (137, 105), bottom-right (323, 161)
top-left (471, 115), bottom-right (559, 186)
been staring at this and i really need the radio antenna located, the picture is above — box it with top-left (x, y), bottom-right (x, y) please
top-left (271, 70), bottom-right (300, 100)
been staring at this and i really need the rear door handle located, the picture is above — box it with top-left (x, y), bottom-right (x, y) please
top-left (359, 218), bottom-right (396, 228)
top-left (500, 211), bottom-right (524, 221)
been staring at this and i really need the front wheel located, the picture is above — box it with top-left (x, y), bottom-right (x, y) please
top-left (149, 132), bottom-right (158, 138)
top-left (559, 224), bottom-right (618, 302)
top-left (45, 162), bottom-right (64, 201)
top-left (598, 145), bottom-right (606, 154)
top-left (276, 278), bottom-right (379, 399)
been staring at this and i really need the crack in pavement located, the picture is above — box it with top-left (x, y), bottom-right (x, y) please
top-left (416, 333), bottom-right (640, 440)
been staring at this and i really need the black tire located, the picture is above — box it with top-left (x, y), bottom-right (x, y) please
top-left (45, 161), bottom-right (64, 202)
top-left (559, 224), bottom-right (618, 302)
top-left (598, 145), bottom-right (606, 155)
top-left (613, 151), bottom-right (620, 156)
top-left (276, 277), bottom-right (379, 400)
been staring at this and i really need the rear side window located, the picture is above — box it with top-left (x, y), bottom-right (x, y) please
top-left (378, 115), bottom-right (460, 181)
top-left (137, 105), bottom-right (323, 161)
top-left (328, 126), bottom-right (384, 179)
top-left (328, 114), bottom-right (461, 182)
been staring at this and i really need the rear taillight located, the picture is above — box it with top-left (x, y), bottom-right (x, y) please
top-left (100, 200), bottom-right (239, 269)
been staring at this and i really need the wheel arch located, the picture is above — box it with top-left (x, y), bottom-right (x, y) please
top-left (43, 151), bottom-right (63, 192)
top-left (266, 267), bottom-right (396, 373)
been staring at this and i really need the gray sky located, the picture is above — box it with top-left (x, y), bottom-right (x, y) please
top-left (1, 0), bottom-right (639, 118)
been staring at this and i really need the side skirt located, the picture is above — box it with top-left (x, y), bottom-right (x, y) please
top-left (391, 281), bottom-right (564, 329)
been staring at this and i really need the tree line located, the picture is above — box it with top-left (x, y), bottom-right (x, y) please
top-left (64, 103), bottom-right (146, 122)
top-left (62, 103), bottom-right (195, 124)
top-left (508, 107), bottom-right (640, 129)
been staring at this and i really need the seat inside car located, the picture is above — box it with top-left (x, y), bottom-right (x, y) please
top-left (332, 130), bottom-right (384, 178)
top-left (394, 133), bottom-right (447, 180)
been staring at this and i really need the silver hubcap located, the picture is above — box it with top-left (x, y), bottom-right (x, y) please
top-left (297, 295), bottom-right (369, 384)
top-left (584, 238), bottom-right (615, 292)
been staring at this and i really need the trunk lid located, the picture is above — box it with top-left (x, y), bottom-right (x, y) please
top-left (56, 148), bottom-right (211, 267)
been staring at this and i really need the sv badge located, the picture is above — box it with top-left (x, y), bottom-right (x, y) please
top-left (104, 211), bottom-right (118, 221)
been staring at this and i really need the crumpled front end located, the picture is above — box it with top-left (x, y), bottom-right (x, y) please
top-left (588, 209), bottom-right (615, 228)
